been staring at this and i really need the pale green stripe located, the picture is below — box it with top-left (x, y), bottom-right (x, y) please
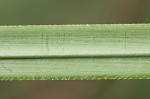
top-left (0, 24), bottom-right (150, 57)
top-left (0, 57), bottom-right (150, 80)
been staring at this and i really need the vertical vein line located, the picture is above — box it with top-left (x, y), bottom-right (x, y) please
top-left (46, 34), bottom-right (49, 51)
top-left (125, 31), bottom-right (127, 50)
top-left (57, 32), bottom-right (59, 52)
top-left (41, 33), bottom-right (44, 51)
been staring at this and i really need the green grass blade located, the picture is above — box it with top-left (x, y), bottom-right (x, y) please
top-left (0, 24), bottom-right (150, 80)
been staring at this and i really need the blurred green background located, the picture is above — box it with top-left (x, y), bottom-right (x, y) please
top-left (0, 0), bottom-right (150, 99)
top-left (0, 0), bottom-right (150, 25)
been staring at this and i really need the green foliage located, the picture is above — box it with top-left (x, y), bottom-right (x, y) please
top-left (0, 24), bottom-right (150, 80)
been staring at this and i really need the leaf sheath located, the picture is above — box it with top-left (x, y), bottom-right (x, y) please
top-left (0, 24), bottom-right (150, 80)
